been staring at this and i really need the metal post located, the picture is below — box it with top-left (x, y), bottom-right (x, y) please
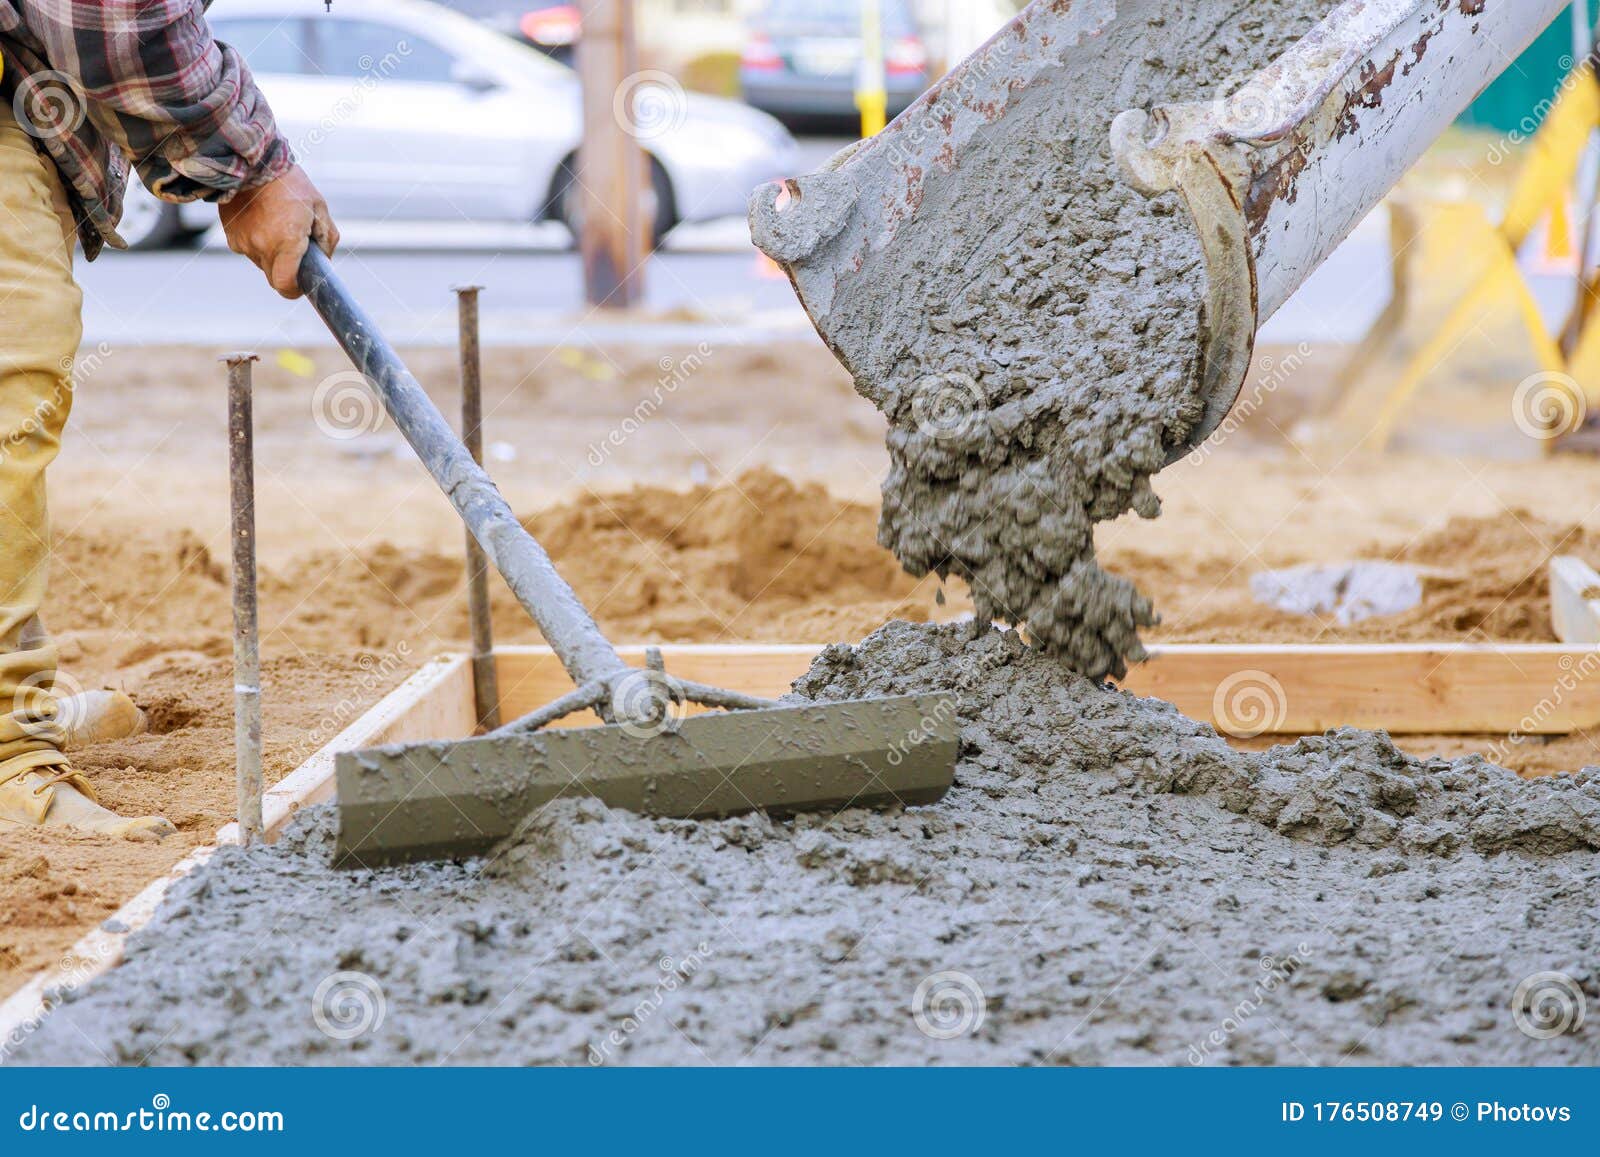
top-left (455, 285), bottom-right (501, 730)
top-left (225, 353), bottom-right (263, 845)
top-left (857, 0), bottom-right (887, 138)
top-left (577, 0), bottom-right (647, 308)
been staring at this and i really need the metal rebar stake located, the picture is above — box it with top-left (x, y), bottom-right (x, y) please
top-left (225, 353), bottom-right (263, 843)
top-left (455, 285), bottom-right (500, 730)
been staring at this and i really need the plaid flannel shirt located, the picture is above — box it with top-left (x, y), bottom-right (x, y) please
top-left (0, 0), bottom-right (292, 258)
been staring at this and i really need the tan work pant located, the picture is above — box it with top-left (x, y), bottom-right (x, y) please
top-left (0, 99), bottom-right (83, 781)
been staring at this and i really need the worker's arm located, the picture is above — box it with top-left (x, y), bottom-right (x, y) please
top-left (20, 0), bottom-right (336, 297)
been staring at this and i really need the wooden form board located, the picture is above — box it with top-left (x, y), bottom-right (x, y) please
top-left (1549, 556), bottom-right (1600, 646)
top-left (495, 642), bottom-right (1600, 736)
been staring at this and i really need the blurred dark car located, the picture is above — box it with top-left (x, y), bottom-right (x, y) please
top-left (741, 0), bottom-right (929, 125)
top-left (440, 0), bottom-right (580, 63)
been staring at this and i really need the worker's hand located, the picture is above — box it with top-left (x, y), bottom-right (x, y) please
top-left (218, 165), bottom-right (339, 300)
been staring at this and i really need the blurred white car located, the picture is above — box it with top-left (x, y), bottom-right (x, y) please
top-left (120, 0), bottom-right (799, 250)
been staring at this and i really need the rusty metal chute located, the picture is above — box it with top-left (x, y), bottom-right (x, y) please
top-left (752, 0), bottom-right (1570, 456)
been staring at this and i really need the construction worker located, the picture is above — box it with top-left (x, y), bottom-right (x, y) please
top-left (0, 1), bottom-right (338, 840)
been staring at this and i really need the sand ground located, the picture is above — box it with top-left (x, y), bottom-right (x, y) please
top-left (4, 338), bottom-right (1600, 1003)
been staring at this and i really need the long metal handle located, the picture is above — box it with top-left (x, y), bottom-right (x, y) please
top-left (296, 246), bottom-right (628, 689)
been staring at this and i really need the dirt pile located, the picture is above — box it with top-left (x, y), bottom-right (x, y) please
top-left (12, 623), bottom-right (1596, 1067)
top-left (276, 468), bottom-right (944, 650)
top-left (522, 468), bottom-right (939, 642)
top-left (1131, 509), bottom-right (1590, 646)
top-left (45, 469), bottom-right (942, 659)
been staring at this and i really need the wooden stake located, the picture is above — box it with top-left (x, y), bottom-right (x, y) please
top-left (1550, 555), bottom-right (1600, 645)
top-left (577, 0), bottom-right (647, 308)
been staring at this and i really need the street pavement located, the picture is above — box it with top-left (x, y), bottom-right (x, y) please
top-left (74, 135), bottom-right (1574, 351)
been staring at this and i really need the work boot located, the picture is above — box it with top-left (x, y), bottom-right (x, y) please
top-left (57, 689), bottom-right (148, 750)
top-left (0, 752), bottom-right (174, 841)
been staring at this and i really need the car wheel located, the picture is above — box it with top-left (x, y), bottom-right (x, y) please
top-left (117, 179), bottom-right (202, 252)
top-left (556, 156), bottom-right (677, 251)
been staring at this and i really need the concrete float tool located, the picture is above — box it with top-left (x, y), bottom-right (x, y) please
top-left (294, 248), bottom-right (958, 868)
top-left (751, 0), bottom-right (1571, 463)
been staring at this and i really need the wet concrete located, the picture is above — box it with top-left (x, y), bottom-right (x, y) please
top-left (10, 624), bottom-right (1597, 1066)
top-left (780, 1), bottom-right (1333, 680)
